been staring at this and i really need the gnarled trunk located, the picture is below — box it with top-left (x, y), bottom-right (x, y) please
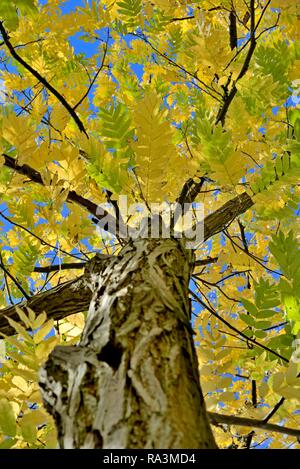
top-left (39, 237), bottom-right (217, 449)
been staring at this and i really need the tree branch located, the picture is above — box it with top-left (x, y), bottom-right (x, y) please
top-left (34, 262), bottom-right (86, 273)
top-left (0, 252), bottom-right (13, 304)
top-left (2, 153), bottom-right (120, 236)
top-left (182, 192), bottom-right (254, 243)
top-left (208, 412), bottom-right (300, 438)
top-left (229, 9), bottom-right (238, 50)
top-left (263, 397), bottom-right (285, 424)
top-left (0, 22), bottom-right (88, 136)
top-left (0, 254), bottom-right (114, 335)
top-left (0, 275), bottom-right (88, 336)
top-left (0, 193), bottom-right (254, 333)
top-left (215, 0), bottom-right (257, 126)
top-left (194, 256), bottom-right (218, 267)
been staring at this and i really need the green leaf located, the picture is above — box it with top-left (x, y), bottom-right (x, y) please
top-left (254, 330), bottom-right (267, 339)
top-left (254, 320), bottom-right (272, 330)
top-left (20, 418), bottom-right (37, 444)
top-left (241, 299), bottom-right (259, 316)
top-left (15, 0), bottom-right (38, 15)
top-left (117, 0), bottom-right (141, 27)
top-left (240, 313), bottom-right (255, 326)
top-left (99, 103), bottom-right (133, 150)
top-left (0, 399), bottom-right (17, 437)
top-left (0, 1), bottom-right (19, 30)
top-left (256, 309), bottom-right (276, 318)
top-left (0, 438), bottom-right (17, 449)
top-left (283, 295), bottom-right (299, 319)
top-left (117, 0), bottom-right (142, 17)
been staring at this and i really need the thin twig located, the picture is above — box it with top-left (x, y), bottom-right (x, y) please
top-left (0, 22), bottom-right (88, 137)
top-left (128, 32), bottom-right (222, 101)
top-left (0, 260), bottom-right (30, 300)
top-left (0, 252), bottom-right (14, 304)
top-left (224, 230), bottom-right (283, 276)
top-left (190, 289), bottom-right (289, 363)
top-left (0, 211), bottom-right (84, 261)
top-left (73, 28), bottom-right (109, 111)
top-left (208, 412), bottom-right (300, 438)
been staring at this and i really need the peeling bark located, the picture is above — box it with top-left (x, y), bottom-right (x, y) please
top-left (39, 238), bottom-right (217, 449)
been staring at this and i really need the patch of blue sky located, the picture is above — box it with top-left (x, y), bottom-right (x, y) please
top-left (61, 203), bottom-right (70, 218)
top-left (123, 32), bottom-right (137, 47)
top-left (287, 94), bottom-right (300, 107)
top-left (0, 203), bottom-right (12, 233)
top-left (237, 33), bottom-right (250, 47)
top-left (38, 0), bottom-right (83, 11)
top-left (130, 63), bottom-right (144, 82)
top-left (58, 0), bottom-right (84, 14)
top-left (254, 438), bottom-right (272, 449)
top-left (68, 31), bottom-right (100, 58)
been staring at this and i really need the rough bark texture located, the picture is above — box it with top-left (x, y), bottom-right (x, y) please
top-left (39, 237), bottom-right (217, 449)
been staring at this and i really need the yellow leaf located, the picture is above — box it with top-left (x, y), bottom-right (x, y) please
top-left (15, 307), bottom-right (32, 329)
top-left (20, 418), bottom-right (37, 444)
top-left (12, 376), bottom-right (28, 393)
top-left (2, 113), bottom-right (36, 165)
top-left (273, 372), bottom-right (284, 392)
top-left (33, 312), bottom-right (47, 331)
top-left (286, 362), bottom-right (299, 386)
top-left (221, 392), bottom-right (236, 402)
top-left (51, 104), bottom-right (70, 132)
top-left (33, 320), bottom-right (55, 344)
top-left (35, 335), bottom-right (58, 360)
top-left (259, 381), bottom-right (269, 399)
top-left (6, 317), bottom-right (32, 341)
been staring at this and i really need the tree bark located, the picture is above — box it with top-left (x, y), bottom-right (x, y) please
top-left (39, 237), bottom-right (217, 449)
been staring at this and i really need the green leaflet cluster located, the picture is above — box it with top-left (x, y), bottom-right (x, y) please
top-left (84, 103), bottom-right (134, 193)
top-left (240, 278), bottom-right (294, 362)
top-left (269, 230), bottom-right (300, 333)
top-left (250, 152), bottom-right (297, 195)
top-left (251, 111), bottom-right (300, 196)
top-left (12, 238), bottom-right (40, 295)
top-left (0, 0), bottom-right (37, 31)
top-left (117, 0), bottom-right (142, 28)
top-left (168, 24), bottom-right (183, 56)
top-left (98, 103), bottom-right (133, 151)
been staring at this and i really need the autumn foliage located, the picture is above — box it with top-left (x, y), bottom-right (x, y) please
top-left (0, 0), bottom-right (299, 449)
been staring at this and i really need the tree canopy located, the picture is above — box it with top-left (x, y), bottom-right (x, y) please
top-left (0, 0), bottom-right (299, 449)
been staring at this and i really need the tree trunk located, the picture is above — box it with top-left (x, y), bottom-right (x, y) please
top-left (39, 237), bottom-right (217, 449)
